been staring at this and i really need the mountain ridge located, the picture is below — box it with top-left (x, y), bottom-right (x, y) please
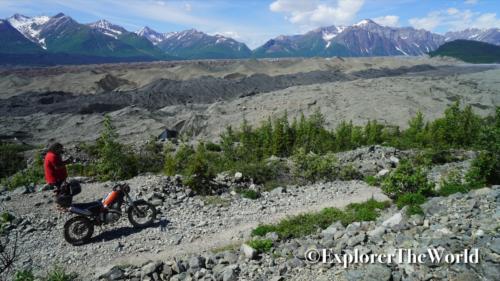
top-left (2, 13), bottom-right (500, 65)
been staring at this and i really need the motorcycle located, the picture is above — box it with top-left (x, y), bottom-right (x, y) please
top-left (62, 182), bottom-right (157, 245)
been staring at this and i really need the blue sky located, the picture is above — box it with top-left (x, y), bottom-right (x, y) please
top-left (0, 0), bottom-right (499, 48)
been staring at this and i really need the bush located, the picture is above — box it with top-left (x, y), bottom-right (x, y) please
top-left (1, 151), bottom-right (44, 190)
top-left (238, 189), bottom-right (260, 199)
top-left (136, 138), bottom-right (164, 174)
top-left (364, 175), bottom-right (380, 186)
top-left (205, 142), bottom-right (222, 152)
top-left (45, 267), bottom-right (77, 281)
top-left (14, 270), bottom-right (35, 281)
top-left (338, 164), bottom-right (362, 180)
top-left (381, 160), bottom-right (434, 199)
top-left (247, 239), bottom-right (273, 253)
top-left (0, 142), bottom-right (30, 179)
top-left (465, 152), bottom-right (499, 189)
top-left (94, 116), bottom-right (138, 181)
top-left (396, 193), bottom-right (426, 209)
top-left (251, 199), bottom-right (389, 239)
top-left (439, 170), bottom-right (469, 196)
top-left (183, 144), bottom-right (214, 194)
top-left (292, 149), bottom-right (338, 182)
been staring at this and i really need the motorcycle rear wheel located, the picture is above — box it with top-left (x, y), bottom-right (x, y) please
top-left (64, 216), bottom-right (94, 245)
top-left (128, 200), bottom-right (157, 228)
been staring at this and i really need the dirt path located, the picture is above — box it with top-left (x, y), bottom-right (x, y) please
top-left (97, 184), bottom-right (388, 278)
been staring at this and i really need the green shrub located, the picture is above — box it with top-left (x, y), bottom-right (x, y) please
top-left (465, 152), bottom-right (499, 189)
top-left (94, 116), bottom-right (138, 181)
top-left (381, 160), bottom-right (434, 199)
top-left (338, 164), bottom-right (362, 180)
top-left (0, 142), bottom-right (30, 179)
top-left (406, 204), bottom-right (424, 215)
top-left (205, 142), bottom-right (222, 152)
top-left (251, 199), bottom-right (389, 239)
top-left (251, 225), bottom-right (278, 237)
top-left (183, 144), bottom-right (214, 194)
top-left (45, 267), bottom-right (77, 281)
top-left (292, 149), bottom-right (338, 182)
top-left (341, 199), bottom-right (391, 224)
top-left (2, 151), bottom-right (44, 190)
top-left (136, 138), bottom-right (164, 174)
top-left (439, 171), bottom-right (469, 196)
top-left (364, 175), bottom-right (380, 186)
top-left (238, 189), bottom-right (260, 199)
top-left (247, 239), bottom-right (273, 253)
top-left (396, 192), bottom-right (426, 208)
top-left (14, 270), bottom-right (35, 281)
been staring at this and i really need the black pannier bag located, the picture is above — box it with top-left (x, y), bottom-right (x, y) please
top-left (56, 180), bottom-right (81, 207)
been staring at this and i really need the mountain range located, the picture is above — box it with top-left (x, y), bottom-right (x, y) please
top-left (1, 13), bottom-right (499, 65)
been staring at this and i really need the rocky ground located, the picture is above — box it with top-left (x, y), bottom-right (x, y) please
top-left (1, 57), bottom-right (498, 145)
top-left (94, 186), bottom-right (499, 281)
top-left (1, 146), bottom-right (495, 280)
top-left (0, 174), bottom-right (387, 280)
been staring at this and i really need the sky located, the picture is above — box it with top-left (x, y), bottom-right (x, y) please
top-left (0, 0), bottom-right (499, 48)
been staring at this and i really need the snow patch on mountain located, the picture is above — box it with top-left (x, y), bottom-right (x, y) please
top-left (7, 14), bottom-right (50, 49)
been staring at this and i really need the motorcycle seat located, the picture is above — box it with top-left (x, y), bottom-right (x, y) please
top-left (71, 201), bottom-right (102, 214)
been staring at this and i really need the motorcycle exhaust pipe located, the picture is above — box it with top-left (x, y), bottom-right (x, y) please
top-left (68, 206), bottom-right (93, 216)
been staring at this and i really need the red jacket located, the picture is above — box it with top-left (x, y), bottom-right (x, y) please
top-left (44, 151), bottom-right (68, 184)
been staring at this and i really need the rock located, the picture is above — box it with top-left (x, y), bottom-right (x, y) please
top-left (234, 172), bottom-right (243, 181)
top-left (347, 233), bottom-right (366, 247)
top-left (222, 265), bottom-right (239, 281)
top-left (270, 187), bottom-right (286, 196)
top-left (364, 264), bottom-right (391, 281)
top-left (376, 169), bottom-right (390, 177)
top-left (389, 156), bottom-right (399, 165)
top-left (141, 261), bottom-right (162, 277)
top-left (99, 266), bottom-right (124, 280)
top-left (241, 244), bottom-right (258, 260)
top-left (188, 255), bottom-right (205, 270)
top-left (382, 212), bottom-right (403, 228)
top-left (367, 226), bottom-right (385, 238)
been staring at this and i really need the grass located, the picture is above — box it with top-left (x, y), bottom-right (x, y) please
top-left (202, 196), bottom-right (231, 206)
top-left (45, 267), bottom-right (77, 281)
top-left (247, 239), bottom-right (273, 253)
top-left (237, 189), bottom-right (261, 199)
top-left (363, 175), bottom-right (380, 186)
top-left (251, 199), bottom-right (390, 240)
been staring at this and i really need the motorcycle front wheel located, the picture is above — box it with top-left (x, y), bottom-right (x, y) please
top-left (128, 200), bottom-right (157, 228)
top-left (64, 216), bottom-right (94, 245)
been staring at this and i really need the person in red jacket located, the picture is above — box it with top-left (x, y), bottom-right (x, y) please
top-left (44, 142), bottom-right (72, 189)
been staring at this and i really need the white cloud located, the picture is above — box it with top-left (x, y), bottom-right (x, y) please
top-left (447, 8), bottom-right (459, 15)
top-left (184, 3), bottom-right (192, 12)
top-left (270, 0), bottom-right (364, 27)
top-left (409, 8), bottom-right (500, 31)
top-left (465, 0), bottom-right (478, 4)
top-left (373, 15), bottom-right (399, 27)
top-left (409, 12), bottom-right (441, 30)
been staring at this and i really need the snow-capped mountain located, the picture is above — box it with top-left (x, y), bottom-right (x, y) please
top-left (7, 13), bottom-right (50, 49)
top-left (2, 12), bottom-right (500, 65)
top-left (87, 19), bottom-right (127, 39)
top-left (135, 26), bottom-right (167, 45)
top-left (445, 28), bottom-right (500, 46)
top-left (254, 19), bottom-right (445, 57)
top-left (137, 28), bottom-right (252, 59)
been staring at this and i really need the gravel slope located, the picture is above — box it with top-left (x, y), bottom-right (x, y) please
top-left (2, 176), bottom-right (388, 279)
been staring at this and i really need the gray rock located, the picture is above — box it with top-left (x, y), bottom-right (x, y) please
top-left (240, 244), bottom-right (258, 260)
top-left (189, 255), bottom-right (205, 270)
top-left (270, 187), bottom-right (287, 195)
top-left (364, 264), bottom-right (391, 281)
top-left (347, 233), bottom-right (366, 247)
top-left (99, 266), bottom-right (124, 280)
top-left (222, 265), bottom-right (239, 281)
top-left (141, 261), bottom-right (162, 277)
top-left (382, 212), bottom-right (403, 228)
